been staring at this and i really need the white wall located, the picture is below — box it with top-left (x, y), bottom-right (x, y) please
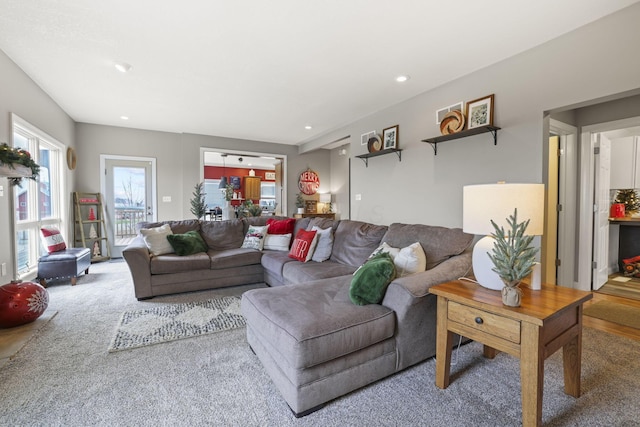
top-left (0, 49), bottom-right (76, 281)
top-left (301, 3), bottom-right (640, 227)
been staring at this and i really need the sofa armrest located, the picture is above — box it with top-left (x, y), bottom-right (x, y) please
top-left (381, 249), bottom-right (472, 370)
top-left (122, 236), bottom-right (153, 299)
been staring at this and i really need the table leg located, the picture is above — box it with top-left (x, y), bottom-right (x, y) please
top-left (563, 306), bottom-right (583, 397)
top-left (435, 296), bottom-right (453, 389)
top-left (520, 322), bottom-right (544, 427)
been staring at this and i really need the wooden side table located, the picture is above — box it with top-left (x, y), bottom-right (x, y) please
top-left (430, 280), bottom-right (592, 427)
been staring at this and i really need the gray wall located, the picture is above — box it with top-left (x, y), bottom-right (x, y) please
top-left (75, 125), bottom-right (332, 221)
top-left (0, 49), bottom-right (76, 281)
top-left (301, 3), bottom-right (640, 227)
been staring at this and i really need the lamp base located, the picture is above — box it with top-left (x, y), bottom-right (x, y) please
top-left (472, 235), bottom-right (505, 290)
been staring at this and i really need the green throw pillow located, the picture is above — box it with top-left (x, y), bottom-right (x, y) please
top-left (166, 231), bottom-right (208, 256)
top-left (349, 252), bottom-right (397, 305)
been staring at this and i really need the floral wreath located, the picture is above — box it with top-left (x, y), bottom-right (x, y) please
top-left (0, 143), bottom-right (40, 186)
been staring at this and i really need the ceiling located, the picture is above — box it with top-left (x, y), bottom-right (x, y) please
top-left (1, 1), bottom-right (637, 146)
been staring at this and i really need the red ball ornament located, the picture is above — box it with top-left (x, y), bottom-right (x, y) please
top-left (0, 281), bottom-right (49, 328)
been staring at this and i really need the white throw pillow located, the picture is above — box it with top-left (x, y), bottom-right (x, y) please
top-left (366, 241), bottom-right (426, 277)
top-left (310, 226), bottom-right (334, 262)
top-left (242, 225), bottom-right (269, 251)
top-left (394, 242), bottom-right (427, 277)
top-left (264, 233), bottom-right (292, 251)
top-left (369, 242), bottom-right (400, 260)
top-left (140, 224), bottom-right (174, 256)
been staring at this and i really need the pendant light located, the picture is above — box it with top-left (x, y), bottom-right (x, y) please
top-left (218, 154), bottom-right (228, 188)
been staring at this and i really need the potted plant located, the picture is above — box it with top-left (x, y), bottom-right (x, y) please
top-left (221, 184), bottom-right (235, 220)
top-left (296, 192), bottom-right (305, 214)
top-left (190, 182), bottom-right (207, 219)
top-left (237, 199), bottom-right (262, 218)
top-left (487, 208), bottom-right (538, 307)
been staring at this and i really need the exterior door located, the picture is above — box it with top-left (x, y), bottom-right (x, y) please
top-left (593, 133), bottom-right (611, 290)
top-left (102, 156), bottom-right (156, 258)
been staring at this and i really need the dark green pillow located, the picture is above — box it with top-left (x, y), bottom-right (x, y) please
top-left (349, 252), bottom-right (397, 305)
top-left (166, 231), bottom-right (208, 256)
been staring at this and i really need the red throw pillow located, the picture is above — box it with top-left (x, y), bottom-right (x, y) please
top-left (288, 229), bottom-right (318, 263)
top-left (40, 226), bottom-right (67, 254)
top-left (266, 218), bottom-right (296, 235)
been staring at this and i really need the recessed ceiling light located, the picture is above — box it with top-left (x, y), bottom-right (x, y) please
top-left (305, 125), bottom-right (313, 130)
top-left (115, 62), bottom-right (132, 73)
top-left (395, 75), bottom-right (410, 83)
top-left (120, 116), bottom-right (129, 120)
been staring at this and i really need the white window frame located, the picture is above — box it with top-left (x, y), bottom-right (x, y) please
top-left (11, 114), bottom-right (67, 280)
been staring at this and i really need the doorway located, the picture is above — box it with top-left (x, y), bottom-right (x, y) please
top-left (578, 117), bottom-right (640, 291)
top-left (100, 155), bottom-right (157, 258)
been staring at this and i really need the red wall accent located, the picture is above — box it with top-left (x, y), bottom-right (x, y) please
top-left (203, 166), bottom-right (275, 203)
top-left (203, 166), bottom-right (274, 181)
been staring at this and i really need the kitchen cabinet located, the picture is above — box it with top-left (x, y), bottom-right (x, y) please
top-left (610, 136), bottom-right (640, 189)
top-left (244, 176), bottom-right (261, 200)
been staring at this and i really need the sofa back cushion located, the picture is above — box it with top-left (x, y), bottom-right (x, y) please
top-left (330, 220), bottom-right (388, 267)
top-left (200, 219), bottom-right (245, 250)
top-left (380, 223), bottom-right (473, 270)
top-left (137, 220), bottom-right (201, 235)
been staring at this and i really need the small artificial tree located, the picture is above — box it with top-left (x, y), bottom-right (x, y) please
top-left (295, 192), bottom-right (305, 211)
top-left (224, 184), bottom-right (234, 202)
top-left (190, 182), bottom-right (207, 219)
top-left (487, 208), bottom-right (539, 306)
top-left (614, 189), bottom-right (640, 215)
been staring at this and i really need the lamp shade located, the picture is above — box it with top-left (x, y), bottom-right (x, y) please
top-left (463, 183), bottom-right (544, 291)
top-left (218, 176), bottom-right (228, 188)
top-left (463, 183), bottom-right (544, 236)
top-left (319, 193), bottom-right (331, 203)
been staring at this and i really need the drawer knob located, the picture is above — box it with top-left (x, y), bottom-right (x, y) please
top-left (475, 317), bottom-right (483, 325)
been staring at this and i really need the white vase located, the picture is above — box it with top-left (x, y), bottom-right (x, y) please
top-left (297, 207), bottom-right (305, 214)
top-left (222, 201), bottom-right (234, 220)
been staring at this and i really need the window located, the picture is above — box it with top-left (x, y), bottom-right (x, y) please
top-left (12, 115), bottom-right (65, 279)
top-left (204, 179), bottom-right (226, 210)
top-left (260, 181), bottom-right (276, 210)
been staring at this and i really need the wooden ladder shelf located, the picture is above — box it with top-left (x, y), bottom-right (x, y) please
top-left (73, 192), bottom-right (111, 262)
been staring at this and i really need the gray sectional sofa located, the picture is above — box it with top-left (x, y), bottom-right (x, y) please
top-left (122, 215), bottom-right (473, 416)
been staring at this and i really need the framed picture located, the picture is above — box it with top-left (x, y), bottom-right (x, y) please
top-left (436, 102), bottom-right (463, 124)
top-left (361, 130), bottom-right (375, 146)
top-left (382, 125), bottom-right (399, 149)
top-left (465, 94), bottom-right (494, 129)
top-left (304, 200), bottom-right (317, 214)
top-left (265, 172), bottom-right (276, 180)
top-left (230, 175), bottom-right (241, 190)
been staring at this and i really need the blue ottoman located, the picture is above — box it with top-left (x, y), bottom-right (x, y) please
top-left (37, 248), bottom-right (91, 287)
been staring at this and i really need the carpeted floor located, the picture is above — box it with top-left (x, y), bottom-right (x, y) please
top-left (1, 261), bottom-right (640, 426)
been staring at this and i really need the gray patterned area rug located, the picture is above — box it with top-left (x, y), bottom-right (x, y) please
top-left (108, 296), bottom-right (245, 352)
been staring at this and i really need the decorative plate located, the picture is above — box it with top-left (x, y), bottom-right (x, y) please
top-left (66, 147), bottom-right (77, 170)
top-left (367, 135), bottom-right (383, 153)
top-left (439, 110), bottom-right (466, 135)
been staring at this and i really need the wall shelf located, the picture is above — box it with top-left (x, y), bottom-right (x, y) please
top-left (355, 148), bottom-right (402, 167)
top-left (421, 125), bottom-right (500, 155)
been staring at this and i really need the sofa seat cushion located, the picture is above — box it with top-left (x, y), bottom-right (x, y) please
top-left (209, 248), bottom-right (262, 270)
top-left (150, 253), bottom-right (211, 274)
top-left (261, 250), bottom-right (297, 277)
top-left (241, 276), bottom-right (395, 369)
top-left (282, 260), bottom-right (357, 285)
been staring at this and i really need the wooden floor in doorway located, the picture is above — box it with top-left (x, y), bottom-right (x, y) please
top-left (584, 291), bottom-right (640, 341)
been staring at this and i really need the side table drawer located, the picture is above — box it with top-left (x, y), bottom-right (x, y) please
top-left (448, 301), bottom-right (521, 344)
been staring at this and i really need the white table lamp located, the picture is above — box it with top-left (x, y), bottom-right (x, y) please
top-left (463, 183), bottom-right (544, 290)
top-left (320, 193), bottom-right (332, 213)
